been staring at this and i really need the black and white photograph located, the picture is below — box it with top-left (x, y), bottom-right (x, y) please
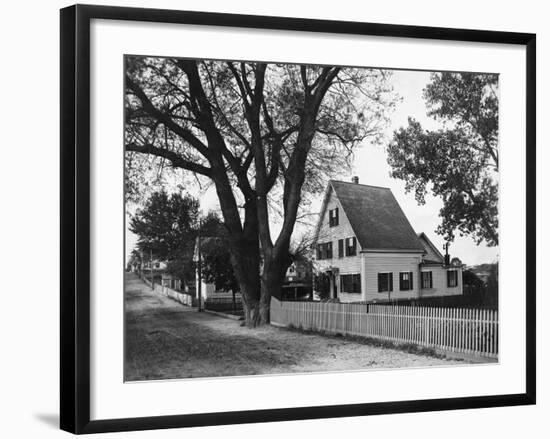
top-left (0, 0), bottom-right (544, 436)
top-left (124, 57), bottom-right (500, 381)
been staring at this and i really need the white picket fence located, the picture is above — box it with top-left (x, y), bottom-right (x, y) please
top-left (157, 284), bottom-right (196, 307)
top-left (270, 298), bottom-right (498, 359)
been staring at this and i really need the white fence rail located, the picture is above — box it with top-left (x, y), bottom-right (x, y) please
top-left (270, 298), bottom-right (498, 359)
top-left (158, 285), bottom-right (196, 307)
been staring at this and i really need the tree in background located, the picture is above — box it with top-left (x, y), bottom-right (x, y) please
top-left (200, 238), bottom-right (239, 293)
top-left (486, 262), bottom-right (499, 308)
top-left (125, 58), bottom-right (396, 325)
top-left (127, 249), bottom-right (142, 272)
top-left (130, 191), bottom-right (228, 287)
top-left (387, 72), bottom-right (499, 246)
top-left (129, 190), bottom-right (199, 260)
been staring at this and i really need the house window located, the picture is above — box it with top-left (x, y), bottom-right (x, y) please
top-left (329, 208), bottom-right (339, 227)
top-left (447, 270), bottom-right (458, 287)
top-left (338, 239), bottom-right (344, 258)
top-left (316, 242), bottom-right (333, 260)
top-left (421, 271), bottom-right (433, 289)
top-left (340, 274), bottom-right (361, 294)
top-left (399, 272), bottom-right (413, 290)
top-left (345, 237), bottom-right (357, 256)
top-left (378, 272), bottom-right (393, 293)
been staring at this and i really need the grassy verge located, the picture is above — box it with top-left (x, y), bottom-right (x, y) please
top-left (283, 324), bottom-right (454, 360)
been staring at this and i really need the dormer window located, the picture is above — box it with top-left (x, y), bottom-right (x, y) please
top-left (329, 208), bottom-right (339, 227)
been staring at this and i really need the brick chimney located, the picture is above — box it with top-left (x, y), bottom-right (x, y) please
top-left (351, 176), bottom-right (359, 184)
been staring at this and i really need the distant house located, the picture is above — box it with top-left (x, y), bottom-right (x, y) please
top-left (142, 259), bottom-right (167, 271)
top-left (282, 260), bottom-right (313, 300)
top-left (313, 177), bottom-right (463, 303)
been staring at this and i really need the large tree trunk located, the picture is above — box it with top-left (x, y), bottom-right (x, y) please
top-left (257, 252), bottom-right (292, 324)
top-left (225, 233), bottom-right (262, 327)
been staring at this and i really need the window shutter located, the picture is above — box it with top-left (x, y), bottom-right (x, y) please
top-left (389, 273), bottom-right (393, 291)
top-left (430, 272), bottom-right (433, 288)
top-left (335, 208), bottom-right (339, 226)
top-left (378, 273), bottom-right (383, 292)
top-left (410, 271), bottom-right (413, 290)
top-left (399, 272), bottom-right (404, 290)
top-left (338, 239), bottom-right (343, 258)
top-left (447, 270), bottom-right (451, 287)
top-left (316, 244), bottom-right (321, 260)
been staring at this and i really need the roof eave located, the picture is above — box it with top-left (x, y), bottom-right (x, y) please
top-left (360, 248), bottom-right (426, 254)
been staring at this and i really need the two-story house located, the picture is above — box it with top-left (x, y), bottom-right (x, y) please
top-left (313, 177), bottom-right (463, 302)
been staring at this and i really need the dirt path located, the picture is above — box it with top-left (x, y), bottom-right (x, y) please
top-left (125, 272), bottom-right (466, 381)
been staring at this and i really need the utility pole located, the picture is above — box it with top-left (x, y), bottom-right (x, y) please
top-left (197, 217), bottom-right (202, 312)
top-left (150, 248), bottom-right (153, 290)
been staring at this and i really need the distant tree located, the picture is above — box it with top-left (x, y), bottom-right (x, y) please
top-left (200, 238), bottom-right (239, 293)
top-left (165, 211), bottom-right (227, 286)
top-left (127, 249), bottom-right (142, 272)
top-left (129, 190), bottom-right (199, 259)
top-left (130, 191), bottom-right (231, 287)
top-left (387, 72), bottom-right (499, 246)
top-left (462, 269), bottom-right (485, 294)
top-left (486, 262), bottom-right (499, 307)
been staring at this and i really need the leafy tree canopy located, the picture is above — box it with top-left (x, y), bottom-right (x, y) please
top-left (387, 72), bottom-right (499, 246)
top-left (125, 57), bottom-right (397, 325)
top-left (129, 190), bottom-right (199, 260)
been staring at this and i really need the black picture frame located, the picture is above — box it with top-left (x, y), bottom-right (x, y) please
top-left (60, 4), bottom-right (536, 434)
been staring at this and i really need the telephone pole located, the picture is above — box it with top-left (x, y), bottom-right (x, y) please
top-left (197, 217), bottom-right (202, 312)
top-left (150, 248), bottom-right (153, 290)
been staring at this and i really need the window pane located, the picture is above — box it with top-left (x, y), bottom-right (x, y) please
top-left (378, 273), bottom-right (389, 292)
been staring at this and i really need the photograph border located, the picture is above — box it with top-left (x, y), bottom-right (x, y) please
top-left (60, 4), bottom-right (536, 434)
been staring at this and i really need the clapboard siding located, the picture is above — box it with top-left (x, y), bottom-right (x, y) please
top-left (312, 185), bottom-right (464, 302)
top-left (420, 266), bottom-right (462, 298)
top-left (314, 187), bottom-right (362, 276)
top-left (363, 252), bottom-right (423, 301)
top-left (422, 241), bottom-right (444, 262)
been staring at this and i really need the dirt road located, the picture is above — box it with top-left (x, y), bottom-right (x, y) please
top-left (124, 272), bottom-right (466, 381)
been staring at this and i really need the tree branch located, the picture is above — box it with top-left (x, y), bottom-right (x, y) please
top-left (126, 76), bottom-right (210, 159)
top-left (126, 142), bottom-right (212, 176)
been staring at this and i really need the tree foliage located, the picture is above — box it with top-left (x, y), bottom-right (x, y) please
top-left (387, 72), bottom-right (499, 246)
top-left (129, 190), bottom-right (229, 286)
top-left (125, 57), bottom-right (396, 325)
top-left (129, 191), bottom-right (199, 259)
top-left (200, 237), bottom-right (239, 293)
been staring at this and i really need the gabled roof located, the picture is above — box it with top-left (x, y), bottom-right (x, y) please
top-left (318, 180), bottom-right (425, 252)
top-left (417, 232), bottom-right (445, 263)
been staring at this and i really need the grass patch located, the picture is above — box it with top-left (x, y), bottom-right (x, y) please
top-left (278, 324), bottom-right (450, 360)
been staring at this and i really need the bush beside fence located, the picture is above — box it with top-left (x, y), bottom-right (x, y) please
top-left (270, 298), bottom-right (498, 359)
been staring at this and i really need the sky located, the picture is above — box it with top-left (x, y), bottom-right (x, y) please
top-left (125, 69), bottom-right (499, 266)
